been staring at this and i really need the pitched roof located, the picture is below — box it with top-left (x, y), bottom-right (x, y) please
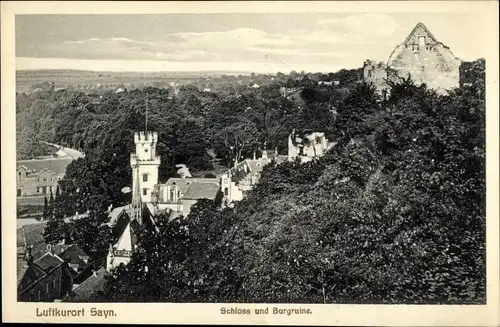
top-left (34, 252), bottom-right (64, 272)
top-left (18, 263), bottom-right (47, 293)
top-left (54, 244), bottom-right (90, 268)
top-left (108, 204), bottom-right (131, 226)
top-left (18, 222), bottom-right (50, 261)
top-left (113, 222), bottom-right (139, 252)
top-left (62, 268), bottom-right (109, 302)
top-left (182, 182), bottom-right (220, 200)
top-left (20, 221), bottom-right (47, 246)
top-left (16, 158), bottom-right (74, 176)
top-left (245, 158), bottom-right (272, 174)
top-left (17, 258), bottom-right (29, 284)
top-left (404, 22), bottom-right (438, 45)
top-left (163, 178), bottom-right (219, 194)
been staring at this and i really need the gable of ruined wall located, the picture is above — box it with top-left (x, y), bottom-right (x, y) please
top-left (387, 43), bottom-right (461, 92)
top-left (403, 24), bottom-right (438, 47)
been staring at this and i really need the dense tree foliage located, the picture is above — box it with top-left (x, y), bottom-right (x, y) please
top-left (90, 60), bottom-right (486, 304)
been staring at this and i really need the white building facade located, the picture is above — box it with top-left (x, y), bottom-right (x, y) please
top-left (130, 132), bottom-right (161, 203)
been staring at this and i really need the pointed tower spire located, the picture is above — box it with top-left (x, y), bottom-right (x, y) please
top-left (132, 166), bottom-right (143, 225)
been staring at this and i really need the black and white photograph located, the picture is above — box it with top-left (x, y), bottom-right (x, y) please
top-left (2, 1), bottom-right (499, 325)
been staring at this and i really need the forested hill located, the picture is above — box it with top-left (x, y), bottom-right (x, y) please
top-left (94, 60), bottom-right (486, 304)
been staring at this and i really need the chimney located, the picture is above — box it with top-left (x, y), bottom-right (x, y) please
top-left (25, 244), bottom-right (34, 265)
top-left (253, 151), bottom-right (256, 160)
top-left (47, 244), bottom-right (53, 254)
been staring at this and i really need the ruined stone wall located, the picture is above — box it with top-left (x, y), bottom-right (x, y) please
top-left (387, 39), bottom-right (461, 94)
top-left (363, 60), bottom-right (389, 94)
top-left (363, 23), bottom-right (462, 95)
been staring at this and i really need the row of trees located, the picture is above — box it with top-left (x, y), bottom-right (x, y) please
top-left (42, 185), bottom-right (113, 268)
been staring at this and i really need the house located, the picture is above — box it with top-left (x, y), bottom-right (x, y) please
top-left (363, 22), bottom-right (461, 95)
top-left (17, 224), bottom-right (94, 301)
top-left (151, 177), bottom-right (220, 216)
top-left (16, 158), bottom-right (74, 197)
top-left (17, 221), bottom-right (49, 284)
top-left (52, 244), bottom-right (93, 284)
top-left (220, 148), bottom-right (287, 205)
top-left (288, 129), bottom-right (334, 163)
top-left (17, 250), bottom-right (74, 302)
top-left (62, 267), bottom-right (109, 302)
top-left (317, 81), bottom-right (334, 86)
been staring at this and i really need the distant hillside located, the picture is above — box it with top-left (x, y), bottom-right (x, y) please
top-left (15, 69), bottom-right (253, 93)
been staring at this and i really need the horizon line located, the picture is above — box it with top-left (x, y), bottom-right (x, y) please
top-left (15, 57), bottom-right (350, 74)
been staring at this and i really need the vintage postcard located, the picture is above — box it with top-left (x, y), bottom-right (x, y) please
top-left (2, 1), bottom-right (499, 325)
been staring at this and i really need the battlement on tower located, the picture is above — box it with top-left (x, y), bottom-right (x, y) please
top-left (130, 153), bottom-right (161, 166)
top-left (134, 131), bottom-right (158, 143)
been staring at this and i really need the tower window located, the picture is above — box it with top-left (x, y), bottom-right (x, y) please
top-left (142, 174), bottom-right (148, 182)
top-left (142, 188), bottom-right (148, 196)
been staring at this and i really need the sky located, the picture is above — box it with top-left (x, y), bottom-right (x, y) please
top-left (15, 13), bottom-right (488, 73)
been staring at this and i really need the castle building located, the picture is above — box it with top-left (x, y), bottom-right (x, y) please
top-left (106, 131), bottom-right (220, 271)
top-left (130, 132), bottom-right (161, 203)
top-left (151, 177), bottom-right (220, 217)
top-left (363, 22), bottom-right (462, 95)
top-left (106, 132), bottom-right (161, 271)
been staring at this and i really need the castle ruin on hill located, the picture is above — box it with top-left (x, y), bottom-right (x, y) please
top-left (363, 22), bottom-right (462, 96)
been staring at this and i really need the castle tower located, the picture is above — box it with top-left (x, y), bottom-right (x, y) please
top-left (130, 131), bottom-right (160, 203)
